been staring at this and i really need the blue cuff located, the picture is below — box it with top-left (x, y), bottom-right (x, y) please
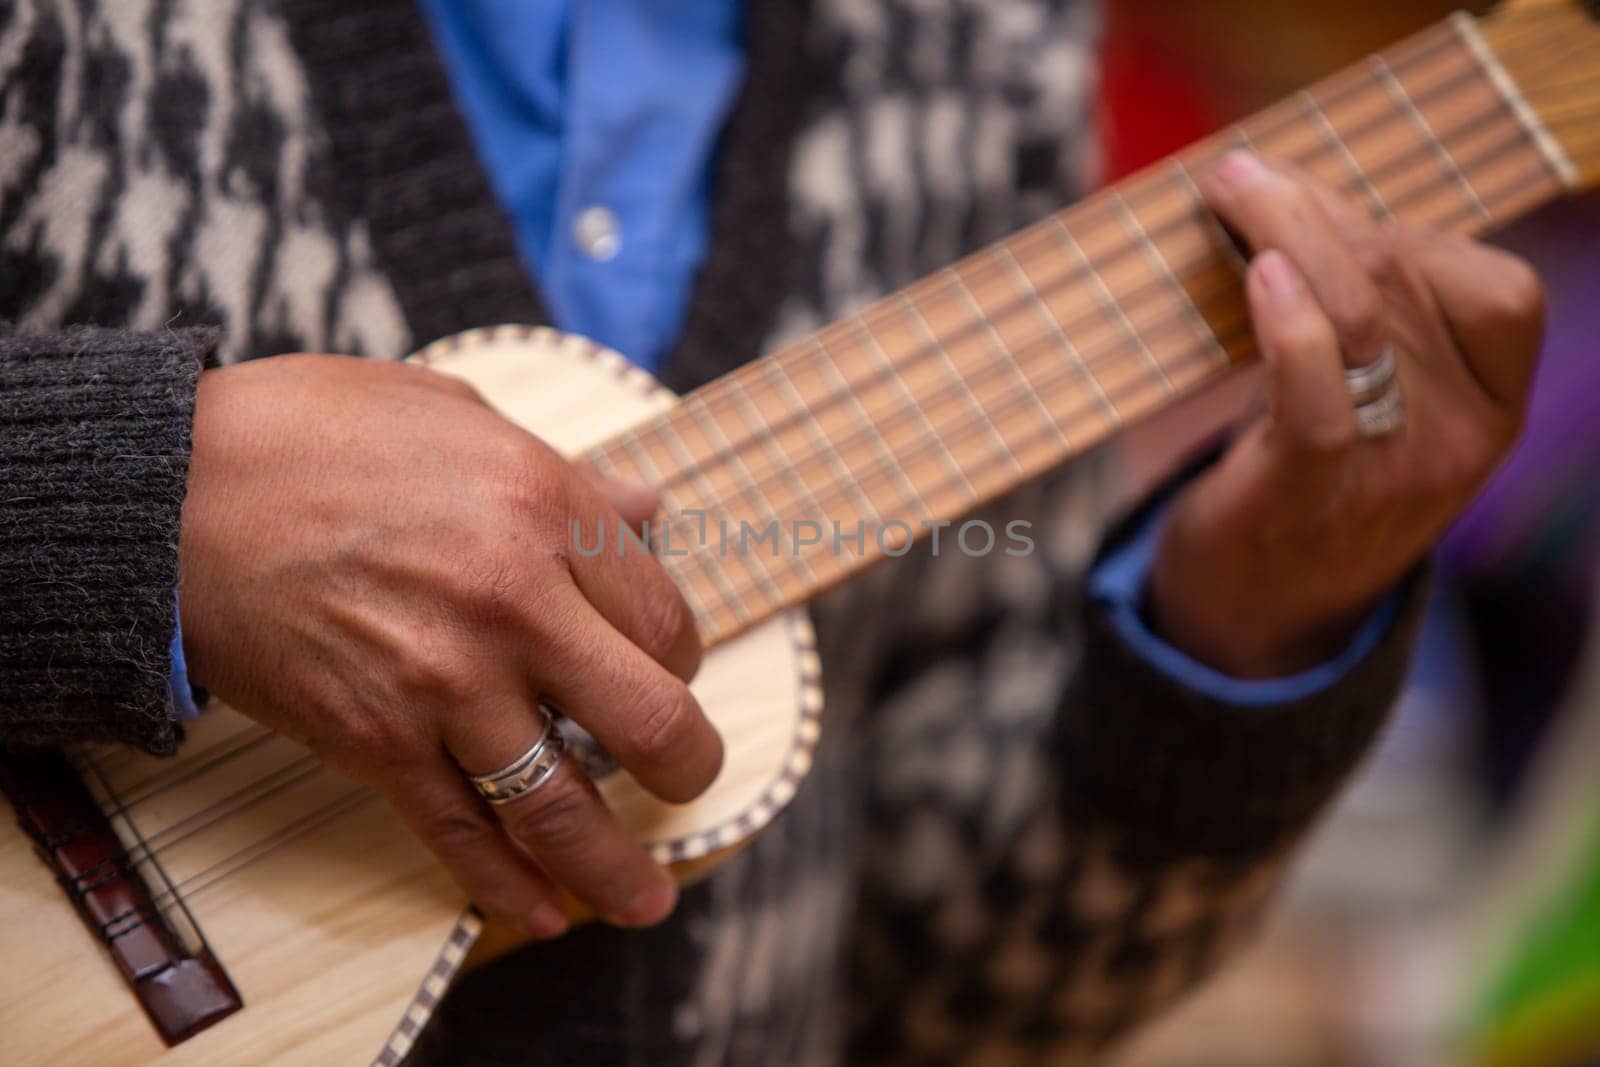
top-left (1088, 505), bottom-right (1400, 707)
top-left (169, 590), bottom-right (202, 720)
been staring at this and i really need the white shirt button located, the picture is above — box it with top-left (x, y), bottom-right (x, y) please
top-left (573, 205), bottom-right (622, 262)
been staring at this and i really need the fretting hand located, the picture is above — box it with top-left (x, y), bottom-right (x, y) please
top-left (1149, 151), bottom-right (1545, 676)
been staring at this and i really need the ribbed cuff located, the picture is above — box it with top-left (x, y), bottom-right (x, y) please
top-left (0, 326), bottom-right (215, 755)
top-left (1058, 532), bottom-right (1431, 864)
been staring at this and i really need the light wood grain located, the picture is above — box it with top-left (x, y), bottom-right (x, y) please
top-left (0, 327), bottom-right (815, 1065)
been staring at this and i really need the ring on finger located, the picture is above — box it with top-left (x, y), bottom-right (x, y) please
top-left (1344, 343), bottom-right (1397, 407)
top-left (467, 706), bottom-right (568, 805)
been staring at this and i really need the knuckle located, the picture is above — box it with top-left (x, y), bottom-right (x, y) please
top-left (1271, 313), bottom-right (1333, 361)
top-left (1332, 282), bottom-right (1385, 357)
top-left (1483, 253), bottom-right (1546, 331)
top-left (420, 366), bottom-right (485, 403)
top-left (1418, 425), bottom-right (1497, 500)
top-left (627, 683), bottom-right (700, 767)
top-left (502, 439), bottom-right (569, 520)
top-left (504, 777), bottom-right (592, 851)
top-left (635, 584), bottom-right (696, 664)
top-left (1359, 228), bottom-right (1405, 287)
top-left (394, 642), bottom-right (475, 707)
top-left (422, 808), bottom-right (497, 857)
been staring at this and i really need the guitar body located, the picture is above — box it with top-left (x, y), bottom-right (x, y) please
top-left (0, 326), bottom-right (821, 1066)
top-left (5, 3), bottom-right (1598, 1060)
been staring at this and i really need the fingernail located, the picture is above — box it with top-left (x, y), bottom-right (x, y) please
top-left (1255, 251), bottom-right (1303, 298)
top-left (1217, 149), bottom-right (1267, 186)
top-left (527, 903), bottom-right (568, 939)
top-left (622, 882), bottom-right (677, 927)
top-left (609, 476), bottom-right (657, 498)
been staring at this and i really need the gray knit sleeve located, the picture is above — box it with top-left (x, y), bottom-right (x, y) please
top-left (0, 326), bottom-right (213, 756)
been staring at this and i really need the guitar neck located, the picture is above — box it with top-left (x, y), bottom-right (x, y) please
top-left (585, 3), bottom-right (1600, 648)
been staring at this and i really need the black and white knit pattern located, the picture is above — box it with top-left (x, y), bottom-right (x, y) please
top-left (0, 0), bottom-right (409, 363)
top-left (0, 2), bottom-right (1423, 1064)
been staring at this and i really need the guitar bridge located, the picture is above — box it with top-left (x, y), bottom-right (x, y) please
top-left (0, 746), bottom-right (242, 1046)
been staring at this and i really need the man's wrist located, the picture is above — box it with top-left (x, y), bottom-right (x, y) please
top-left (1145, 522), bottom-right (1377, 679)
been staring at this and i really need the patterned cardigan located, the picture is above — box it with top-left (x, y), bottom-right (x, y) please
top-left (0, 1), bottom-right (1425, 1063)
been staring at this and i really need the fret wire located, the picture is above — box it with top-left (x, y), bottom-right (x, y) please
top-left (672, 149), bottom-right (1546, 624)
top-left (592, 447), bottom-right (732, 630)
top-left (942, 264), bottom-right (1073, 450)
top-left (721, 17), bottom-right (1465, 443)
top-left (1299, 88), bottom-right (1394, 221)
top-left (809, 334), bottom-right (937, 517)
top-left (1370, 53), bottom-right (1492, 222)
top-left (756, 356), bottom-right (888, 526)
top-left (720, 379), bottom-right (857, 543)
top-left (896, 289), bottom-right (1027, 474)
top-left (1172, 159), bottom-right (1249, 275)
top-left (647, 111), bottom-right (1534, 541)
top-left (993, 243), bottom-right (1119, 426)
top-left (652, 108), bottom-right (1531, 539)
top-left (655, 37), bottom-right (1495, 502)
top-left (679, 392), bottom-right (825, 588)
top-left (699, 146), bottom-right (1554, 621)
top-left (1109, 189), bottom-right (1231, 372)
top-left (1449, 10), bottom-right (1581, 189)
top-left (1045, 216), bottom-right (1176, 395)
top-left (131, 120), bottom-right (1550, 910)
top-left (644, 416), bottom-right (789, 609)
top-left (617, 40), bottom-right (1529, 559)
top-left (849, 315), bottom-right (978, 504)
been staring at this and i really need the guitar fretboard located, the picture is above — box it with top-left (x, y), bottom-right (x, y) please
top-left (584, 13), bottom-right (1577, 646)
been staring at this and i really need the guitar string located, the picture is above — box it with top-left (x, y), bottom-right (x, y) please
top-left (119, 135), bottom-right (1551, 898)
top-left (625, 9), bottom-right (1595, 611)
top-left (74, 747), bottom-right (218, 952)
top-left (121, 755), bottom-right (325, 857)
top-left (610, 147), bottom-right (1522, 620)
top-left (610, 14), bottom-right (1533, 491)
top-left (625, 126), bottom-right (1547, 620)
top-left (113, 725), bottom-right (277, 809)
top-left (566, 21), bottom-right (1486, 597)
top-left (664, 159), bottom-right (1552, 631)
top-left (99, 18), bottom-right (1576, 905)
top-left (592, 48), bottom-right (1541, 601)
top-left (115, 81), bottom-right (1548, 878)
top-left (128, 153), bottom-right (1553, 919)
top-left (625, 112), bottom-right (1533, 534)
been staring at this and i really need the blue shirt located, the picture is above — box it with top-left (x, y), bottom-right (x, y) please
top-left (167, 1), bottom-right (1390, 715)
top-left (415, 0), bottom-right (745, 370)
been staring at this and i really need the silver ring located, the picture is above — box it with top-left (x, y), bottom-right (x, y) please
top-left (468, 706), bottom-right (567, 805)
top-left (1344, 344), bottom-right (1397, 407)
top-left (1354, 379), bottom-right (1405, 438)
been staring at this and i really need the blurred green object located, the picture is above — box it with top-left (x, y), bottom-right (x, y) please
top-left (1460, 743), bottom-right (1600, 1065)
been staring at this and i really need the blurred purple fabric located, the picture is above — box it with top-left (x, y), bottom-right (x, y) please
top-left (1442, 193), bottom-right (1600, 584)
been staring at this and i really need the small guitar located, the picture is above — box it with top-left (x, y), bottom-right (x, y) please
top-left (2, 2), bottom-right (1597, 1062)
